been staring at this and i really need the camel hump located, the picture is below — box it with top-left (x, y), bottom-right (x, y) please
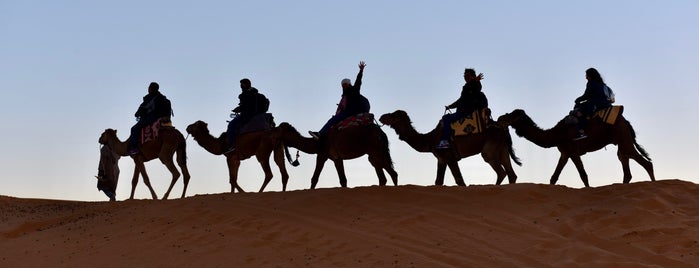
top-left (239, 113), bottom-right (275, 135)
top-left (450, 108), bottom-right (490, 136)
top-left (335, 113), bottom-right (375, 130)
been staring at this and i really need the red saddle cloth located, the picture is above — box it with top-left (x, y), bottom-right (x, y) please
top-left (336, 113), bottom-right (375, 130)
top-left (141, 118), bottom-right (173, 144)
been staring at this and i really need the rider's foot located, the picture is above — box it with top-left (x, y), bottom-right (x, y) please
top-left (436, 140), bottom-right (450, 149)
top-left (223, 147), bottom-right (236, 154)
top-left (573, 131), bottom-right (587, 141)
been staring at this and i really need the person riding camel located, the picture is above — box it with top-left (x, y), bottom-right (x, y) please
top-left (309, 61), bottom-right (369, 140)
top-left (127, 82), bottom-right (172, 155)
top-left (437, 68), bottom-right (487, 149)
top-left (572, 67), bottom-right (614, 140)
top-left (225, 78), bottom-right (269, 154)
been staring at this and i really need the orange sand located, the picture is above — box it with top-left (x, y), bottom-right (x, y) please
top-left (1, 179), bottom-right (698, 267)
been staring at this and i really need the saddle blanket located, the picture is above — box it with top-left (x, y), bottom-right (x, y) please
top-left (451, 108), bottom-right (490, 136)
top-left (239, 113), bottom-right (274, 135)
top-left (593, 105), bottom-right (623, 125)
top-left (141, 118), bottom-right (173, 144)
top-left (336, 113), bottom-right (375, 130)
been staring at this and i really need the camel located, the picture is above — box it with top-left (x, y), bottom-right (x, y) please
top-left (497, 109), bottom-right (655, 187)
top-left (98, 127), bottom-right (190, 200)
top-left (272, 122), bottom-right (398, 189)
top-left (378, 110), bottom-right (521, 186)
top-left (185, 120), bottom-right (291, 193)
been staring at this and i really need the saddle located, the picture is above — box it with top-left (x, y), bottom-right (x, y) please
top-left (335, 113), bottom-right (375, 130)
top-left (564, 105), bottom-right (624, 126)
top-left (141, 118), bottom-right (173, 144)
top-left (239, 113), bottom-right (275, 135)
top-left (593, 105), bottom-right (623, 125)
top-left (450, 108), bottom-right (491, 136)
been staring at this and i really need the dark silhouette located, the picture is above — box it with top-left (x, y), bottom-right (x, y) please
top-left (572, 68), bottom-right (614, 139)
top-left (309, 61), bottom-right (370, 140)
top-left (186, 120), bottom-right (292, 193)
top-left (379, 110), bottom-right (521, 186)
top-left (438, 68), bottom-right (487, 148)
top-left (497, 109), bottom-right (655, 187)
top-left (128, 82), bottom-right (172, 155)
top-left (226, 78), bottom-right (270, 153)
top-left (274, 122), bottom-right (398, 189)
top-left (96, 145), bottom-right (120, 201)
top-left (98, 127), bottom-right (190, 200)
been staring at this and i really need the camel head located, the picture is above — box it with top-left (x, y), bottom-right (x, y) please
top-left (99, 129), bottom-right (118, 145)
top-left (186, 120), bottom-right (210, 137)
top-left (274, 122), bottom-right (303, 140)
top-left (496, 109), bottom-right (527, 127)
top-left (379, 110), bottom-right (410, 127)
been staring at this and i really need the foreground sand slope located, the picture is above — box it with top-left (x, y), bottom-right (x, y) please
top-left (1, 179), bottom-right (698, 267)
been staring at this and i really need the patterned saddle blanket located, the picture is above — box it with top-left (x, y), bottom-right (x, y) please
top-left (593, 105), bottom-right (624, 125)
top-left (141, 118), bottom-right (173, 144)
top-left (335, 113), bottom-right (375, 130)
top-left (450, 108), bottom-right (491, 136)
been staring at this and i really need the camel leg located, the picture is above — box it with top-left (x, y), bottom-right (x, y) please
top-left (570, 155), bottom-right (590, 187)
top-left (160, 156), bottom-right (181, 200)
top-left (256, 153), bottom-right (274, 193)
top-left (368, 153), bottom-right (388, 186)
top-left (310, 155), bottom-right (328, 189)
top-left (333, 160), bottom-right (348, 188)
top-left (226, 157), bottom-right (245, 193)
top-left (435, 160), bottom-right (447, 186)
top-left (135, 160), bottom-right (158, 200)
top-left (488, 160), bottom-right (507, 186)
top-left (129, 165), bottom-right (140, 200)
top-left (501, 149), bottom-right (518, 184)
top-left (550, 154), bottom-right (569, 185)
top-left (273, 145), bottom-right (290, 191)
top-left (385, 167), bottom-right (399, 186)
top-left (177, 148), bottom-right (191, 199)
top-left (621, 144), bottom-right (655, 183)
top-left (446, 161), bottom-right (466, 186)
top-left (617, 149), bottom-right (633, 184)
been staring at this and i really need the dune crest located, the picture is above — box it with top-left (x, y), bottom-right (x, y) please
top-left (1, 179), bottom-right (698, 267)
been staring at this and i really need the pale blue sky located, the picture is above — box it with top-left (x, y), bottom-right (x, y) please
top-left (1, 1), bottom-right (697, 201)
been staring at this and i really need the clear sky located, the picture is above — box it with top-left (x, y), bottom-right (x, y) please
top-left (1, 1), bottom-right (697, 201)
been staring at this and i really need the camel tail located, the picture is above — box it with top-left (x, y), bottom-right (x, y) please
top-left (626, 119), bottom-right (652, 162)
top-left (505, 127), bottom-right (523, 166)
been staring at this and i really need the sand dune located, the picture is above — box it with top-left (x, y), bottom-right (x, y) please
top-left (1, 179), bottom-right (698, 267)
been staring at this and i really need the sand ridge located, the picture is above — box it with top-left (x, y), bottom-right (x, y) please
top-left (1, 179), bottom-right (698, 267)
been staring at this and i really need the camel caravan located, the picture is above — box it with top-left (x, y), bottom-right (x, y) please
top-left (96, 65), bottom-right (655, 201)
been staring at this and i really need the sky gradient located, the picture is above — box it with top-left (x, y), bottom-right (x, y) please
top-left (1, 1), bottom-right (697, 201)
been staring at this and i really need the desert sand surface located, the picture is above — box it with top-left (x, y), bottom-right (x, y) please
top-left (1, 179), bottom-right (698, 267)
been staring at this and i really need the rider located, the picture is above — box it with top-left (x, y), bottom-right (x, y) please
top-left (437, 68), bottom-right (487, 149)
top-left (225, 78), bottom-right (268, 154)
top-left (309, 61), bottom-right (369, 140)
top-left (128, 82), bottom-right (172, 155)
top-left (572, 67), bottom-right (613, 140)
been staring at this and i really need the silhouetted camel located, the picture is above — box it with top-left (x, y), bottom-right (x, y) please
top-left (185, 120), bottom-right (290, 193)
top-left (379, 110), bottom-right (521, 185)
top-left (273, 122), bottom-right (398, 188)
top-left (98, 128), bottom-right (190, 200)
top-left (497, 109), bottom-right (655, 187)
